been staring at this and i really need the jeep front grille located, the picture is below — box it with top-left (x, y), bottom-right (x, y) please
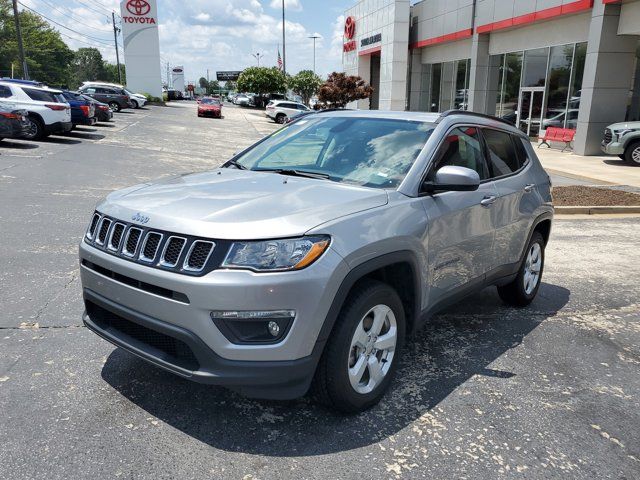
top-left (83, 212), bottom-right (223, 276)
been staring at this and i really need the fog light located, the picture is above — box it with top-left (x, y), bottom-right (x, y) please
top-left (210, 310), bottom-right (295, 344)
top-left (267, 321), bottom-right (280, 337)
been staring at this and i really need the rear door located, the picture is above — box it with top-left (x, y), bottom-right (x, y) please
top-left (480, 128), bottom-right (534, 271)
top-left (420, 126), bottom-right (498, 306)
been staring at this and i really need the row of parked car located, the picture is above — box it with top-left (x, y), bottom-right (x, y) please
top-left (0, 78), bottom-right (147, 142)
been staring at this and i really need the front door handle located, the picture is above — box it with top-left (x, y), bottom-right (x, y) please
top-left (524, 184), bottom-right (535, 193)
top-left (480, 195), bottom-right (497, 207)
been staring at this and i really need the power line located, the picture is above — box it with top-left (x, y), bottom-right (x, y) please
top-left (33, 0), bottom-right (113, 32)
top-left (82, 0), bottom-right (117, 16)
top-left (73, 0), bottom-right (113, 19)
top-left (18, 1), bottom-right (114, 45)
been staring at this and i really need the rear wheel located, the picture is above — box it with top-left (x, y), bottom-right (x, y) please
top-left (275, 113), bottom-right (286, 124)
top-left (497, 231), bottom-right (545, 307)
top-left (23, 115), bottom-right (45, 140)
top-left (108, 101), bottom-right (121, 112)
top-left (624, 141), bottom-right (640, 166)
top-left (131, 99), bottom-right (139, 109)
top-left (312, 280), bottom-right (405, 413)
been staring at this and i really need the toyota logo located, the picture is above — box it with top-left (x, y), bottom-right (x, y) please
top-left (126, 0), bottom-right (151, 16)
top-left (344, 16), bottom-right (356, 39)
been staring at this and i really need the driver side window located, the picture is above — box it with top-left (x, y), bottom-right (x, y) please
top-left (431, 127), bottom-right (488, 180)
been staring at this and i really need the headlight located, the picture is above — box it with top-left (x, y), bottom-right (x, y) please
top-left (222, 236), bottom-right (330, 271)
top-left (615, 128), bottom-right (637, 139)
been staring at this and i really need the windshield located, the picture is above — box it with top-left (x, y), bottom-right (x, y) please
top-left (232, 116), bottom-right (434, 189)
top-left (201, 98), bottom-right (220, 105)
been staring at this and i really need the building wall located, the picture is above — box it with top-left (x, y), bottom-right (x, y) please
top-left (410, 0), bottom-right (473, 48)
top-left (619, 0), bottom-right (640, 35)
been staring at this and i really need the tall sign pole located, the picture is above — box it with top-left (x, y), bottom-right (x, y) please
top-left (12, 0), bottom-right (29, 79)
top-left (112, 11), bottom-right (122, 84)
top-left (281, 0), bottom-right (286, 75)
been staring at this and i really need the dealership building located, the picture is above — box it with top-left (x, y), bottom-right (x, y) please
top-left (342, 0), bottom-right (640, 154)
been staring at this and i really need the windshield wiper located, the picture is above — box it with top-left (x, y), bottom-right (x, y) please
top-left (263, 169), bottom-right (330, 180)
top-left (226, 160), bottom-right (247, 170)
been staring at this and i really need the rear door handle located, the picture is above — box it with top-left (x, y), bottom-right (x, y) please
top-left (524, 184), bottom-right (535, 193)
top-left (480, 195), bottom-right (497, 207)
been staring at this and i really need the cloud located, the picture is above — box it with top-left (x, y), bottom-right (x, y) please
top-left (269, 0), bottom-right (302, 12)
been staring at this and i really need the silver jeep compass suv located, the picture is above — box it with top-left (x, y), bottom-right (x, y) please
top-left (80, 110), bottom-right (553, 412)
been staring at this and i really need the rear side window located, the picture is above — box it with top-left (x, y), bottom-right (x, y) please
top-left (432, 127), bottom-right (489, 180)
top-left (483, 129), bottom-right (520, 177)
top-left (0, 85), bottom-right (12, 98)
top-left (512, 135), bottom-right (530, 167)
top-left (23, 88), bottom-right (58, 102)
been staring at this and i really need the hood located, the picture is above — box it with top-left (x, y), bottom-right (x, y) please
top-left (608, 122), bottom-right (640, 131)
top-left (199, 104), bottom-right (220, 109)
top-left (98, 169), bottom-right (388, 239)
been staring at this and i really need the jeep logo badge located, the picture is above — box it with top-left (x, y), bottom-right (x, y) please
top-left (132, 212), bottom-right (150, 224)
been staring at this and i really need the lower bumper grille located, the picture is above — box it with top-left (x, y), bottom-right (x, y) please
top-left (603, 128), bottom-right (613, 145)
top-left (86, 300), bottom-right (200, 371)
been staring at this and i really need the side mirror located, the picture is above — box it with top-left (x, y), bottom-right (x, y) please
top-left (422, 165), bottom-right (480, 194)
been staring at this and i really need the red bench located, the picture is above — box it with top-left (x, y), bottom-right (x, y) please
top-left (538, 127), bottom-right (576, 152)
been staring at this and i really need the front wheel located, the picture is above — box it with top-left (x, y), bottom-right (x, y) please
top-left (131, 100), bottom-right (139, 109)
top-left (497, 231), bottom-right (545, 307)
top-left (275, 113), bottom-right (287, 124)
top-left (312, 280), bottom-right (405, 413)
top-left (108, 101), bottom-right (121, 112)
top-left (624, 141), bottom-right (640, 166)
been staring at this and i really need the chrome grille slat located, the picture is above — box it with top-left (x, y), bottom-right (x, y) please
top-left (122, 227), bottom-right (143, 257)
top-left (139, 232), bottom-right (163, 263)
top-left (183, 240), bottom-right (215, 272)
top-left (603, 128), bottom-right (613, 145)
top-left (159, 236), bottom-right (187, 268)
top-left (86, 213), bottom-right (101, 240)
top-left (107, 223), bottom-right (126, 251)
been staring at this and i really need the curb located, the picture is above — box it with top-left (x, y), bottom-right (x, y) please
top-left (545, 168), bottom-right (617, 185)
top-left (555, 206), bottom-right (640, 214)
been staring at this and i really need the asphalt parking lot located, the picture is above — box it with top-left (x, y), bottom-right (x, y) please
top-left (1, 102), bottom-right (639, 479)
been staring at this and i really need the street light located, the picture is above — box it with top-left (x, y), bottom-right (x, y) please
top-left (252, 52), bottom-right (264, 67)
top-left (308, 34), bottom-right (321, 74)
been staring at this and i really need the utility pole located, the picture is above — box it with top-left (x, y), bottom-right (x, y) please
top-left (112, 12), bottom-right (122, 84)
top-left (281, 0), bottom-right (286, 75)
top-left (308, 34), bottom-right (320, 74)
top-left (166, 61), bottom-right (170, 88)
top-left (12, 0), bottom-right (29, 80)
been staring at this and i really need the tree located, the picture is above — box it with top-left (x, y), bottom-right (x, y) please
top-left (102, 61), bottom-right (125, 84)
top-left (317, 72), bottom-right (373, 109)
top-left (197, 77), bottom-right (220, 94)
top-left (0, 0), bottom-right (73, 85)
top-left (68, 48), bottom-right (106, 88)
top-left (198, 77), bottom-right (208, 89)
top-left (237, 66), bottom-right (286, 106)
top-left (288, 70), bottom-right (322, 106)
top-left (224, 80), bottom-right (237, 91)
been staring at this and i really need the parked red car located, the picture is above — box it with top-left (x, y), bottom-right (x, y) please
top-left (197, 97), bottom-right (222, 118)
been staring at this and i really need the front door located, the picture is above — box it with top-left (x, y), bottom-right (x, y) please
top-left (421, 126), bottom-right (497, 308)
top-left (517, 88), bottom-right (545, 138)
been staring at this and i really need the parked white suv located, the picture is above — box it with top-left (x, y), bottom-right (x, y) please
top-left (82, 82), bottom-right (147, 109)
top-left (0, 81), bottom-right (72, 140)
top-left (266, 100), bottom-right (310, 124)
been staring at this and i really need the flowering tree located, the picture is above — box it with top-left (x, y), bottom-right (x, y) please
top-left (317, 72), bottom-right (373, 108)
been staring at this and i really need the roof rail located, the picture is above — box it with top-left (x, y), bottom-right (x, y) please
top-left (437, 109), bottom-right (515, 127)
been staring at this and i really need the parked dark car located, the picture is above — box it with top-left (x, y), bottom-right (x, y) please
top-left (61, 91), bottom-right (96, 128)
top-left (78, 85), bottom-right (130, 112)
top-left (80, 95), bottom-right (112, 122)
top-left (167, 89), bottom-right (184, 101)
top-left (0, 104), bottom-right (29, 141)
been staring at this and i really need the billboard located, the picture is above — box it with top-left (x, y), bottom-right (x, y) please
top-left (216, 71), bottom-right (242, 81)
top-left (120, 0), bottom-right (162, 97)
top-left (171, 66), bottom-right (185, 92)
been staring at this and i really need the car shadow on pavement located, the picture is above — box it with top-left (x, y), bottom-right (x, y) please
top-left (62, 131), bottom-right (106, 141)
top-left (42, 136), bottom-right (82, 145)
top-left (101, 282), bottom-right (570, 456)
top-left (603, 159), bottom-right (634, 168)
top-left (0, 139), bottom-right (39, 149)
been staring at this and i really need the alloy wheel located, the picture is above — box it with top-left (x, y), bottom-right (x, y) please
top-left (523, 243), bottom-right (542, 295)
top-left (632, 145), bottom-right (640, 165)
top-left (347, 304), bottom-right (397, 394)
top-left (23, 118), bottom-right (39, 139)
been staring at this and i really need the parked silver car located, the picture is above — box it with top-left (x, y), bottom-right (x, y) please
top-left (79, 110), bottom-right (553, 412)
top-left (602, 121), bottom-right (640, 166)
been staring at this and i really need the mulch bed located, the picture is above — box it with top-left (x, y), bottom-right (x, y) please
top-left (553, 186), bottom-right (640, 206)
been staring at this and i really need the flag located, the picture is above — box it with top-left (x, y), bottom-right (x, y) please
top-left (277, 47), bottom-right (283, 71)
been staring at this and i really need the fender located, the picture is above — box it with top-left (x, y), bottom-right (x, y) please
top-left (314, 250), bottom-right (422, 347)
top-left (518, 210), bottom-right (554, 265)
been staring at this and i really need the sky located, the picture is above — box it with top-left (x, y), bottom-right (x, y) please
top-left (18, 0), bottom-right (353, 83)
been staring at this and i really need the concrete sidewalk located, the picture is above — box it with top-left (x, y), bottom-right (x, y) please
top-left (534, 144), bottom-right (640, 187)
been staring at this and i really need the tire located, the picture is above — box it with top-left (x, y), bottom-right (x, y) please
top-left (131, 99), bottom-right (139, 109)
top-left (497, 231), bottom-right (545, 307)
top-left (312, 279), bottom-right (406, 413)
top-left (623, 141), bottom-right (640, 166)
top-left (275, 113), bottom-right (287, 124)
top-left (108, 101), bottom-right (121, 112)
top-left (618, 154), bottom-right (625, 160)
top-left (23, 115), bottom-right (45, 140)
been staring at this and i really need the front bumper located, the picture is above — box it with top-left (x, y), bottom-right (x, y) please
top-left (601, 141), bottom-right (625, 155)
top-left (83, 289), bottom-right (319, 399)
top-left (198, 109), bottom-right (221, 117)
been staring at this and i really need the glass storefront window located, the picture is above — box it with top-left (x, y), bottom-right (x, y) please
top-left (440, 62), bottom-right (455, 111)
top-left (502, 52), bottom-right (523, 123)
top-left (522, 48), bottom-right (549, 87)
top-left (455, 59), bottom-right (470, 110)
top-left (429, 63), bottom-right (441, 112)
top-left (543, 44), bottom-right (574, 129)
top-left (569, 42), bottom-right (587, 116)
